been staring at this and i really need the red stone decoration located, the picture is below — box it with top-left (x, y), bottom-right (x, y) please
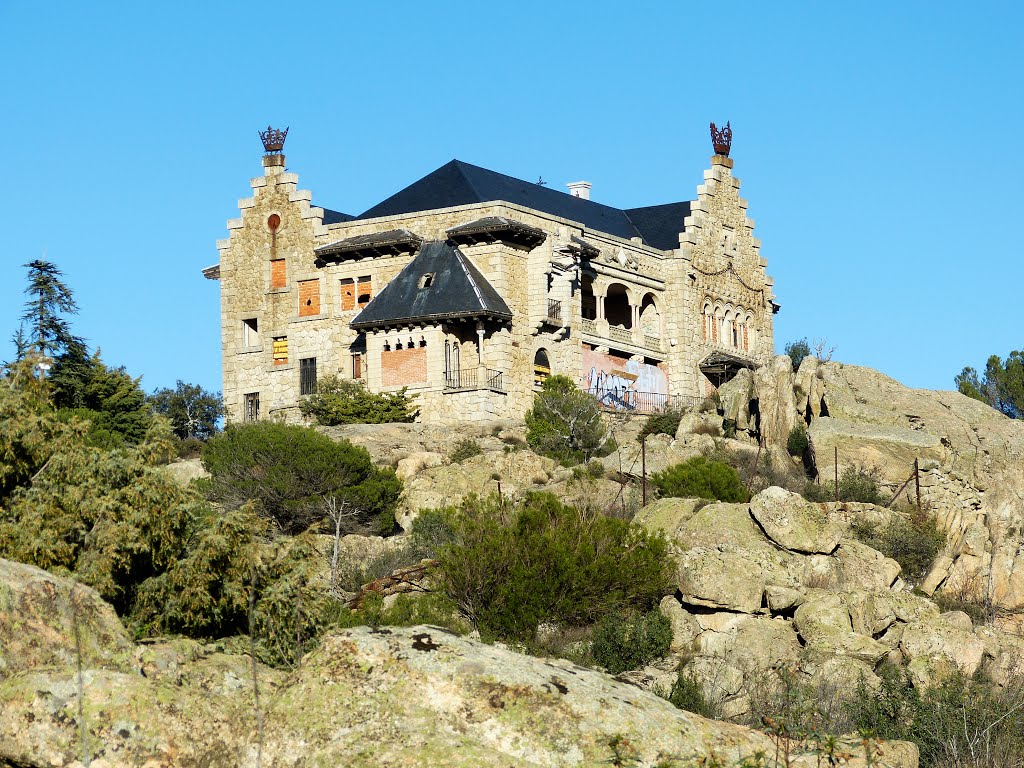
top-left (710, 121), bottom-right (732, 157)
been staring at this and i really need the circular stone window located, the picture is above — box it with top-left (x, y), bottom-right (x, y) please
top-left (267, 213), bottom-right (281, 231)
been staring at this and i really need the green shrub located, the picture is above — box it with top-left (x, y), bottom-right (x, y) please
top-left (650, 456), bottom-right (748, 502)
top-left (436, 493), bottom-right (673, 642)
top-left (667, 668), bottom-right (717, 718)
top-left (804, 465), bottom-right (885, 505)
top-left (785, 338), bottom-right (811, 372)
top-left (852, 511), bottom-right (945, 583)
top-left (300, 375), bottom-right (417, 425)
top-left (846, 665), bottom-right (1024, 768)
top-left (638, 407), bottom-right (685, 442)
top-left (787, 424), bottom-right (809, 457)
top-left (591, 609), bottom-right (672, 674)
top-left (525, 375), bottom-right (614, 465)
top-left (448, 438), bottom-right (482, 463)
top-left (201, 422), bottom-right (401, 535)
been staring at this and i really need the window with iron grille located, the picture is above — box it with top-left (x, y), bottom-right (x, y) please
top-left (244, 392), bottom-right (260, 422)
top-left (299, 357), bottom-right (317, 395)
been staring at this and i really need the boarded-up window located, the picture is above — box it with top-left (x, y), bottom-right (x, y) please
top-left (340, 278), bottom-right (355, 311)
top-left (298, 279), bottom-right (320, 316)
top-left (381, 347), bottom-right (426, 387)
top-left (357, 276), bottom-right (372, 305)
top-left (270, 259), bottom-right (286, 289)
top-left (272, 336), bottom-right (288, 365)
top-left (352, 353), bottom-right (362, 379)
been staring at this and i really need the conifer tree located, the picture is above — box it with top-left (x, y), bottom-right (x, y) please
top-left (20, 259), bottom-right (83, 358)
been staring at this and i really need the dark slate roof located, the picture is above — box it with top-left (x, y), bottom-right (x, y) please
top-left (699, 350), bottom-right (756, 372)
top-left (315, 229), bottom-right (422, 263)
top-left (354, 159), bottom-right (689, 250)
top-left (624, 202), bottom-right (691, 251)
top-left (446, 216), bottom-right (547, 248)
top-left (351, 240), bottom-right (512, 330)
top-left (320, 207), bottom-right (355, 225)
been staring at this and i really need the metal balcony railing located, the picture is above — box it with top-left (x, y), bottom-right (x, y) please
top-left (544, 298), bottom-right (562, 326)
top-left (443, 368), bottom-right (506, 393)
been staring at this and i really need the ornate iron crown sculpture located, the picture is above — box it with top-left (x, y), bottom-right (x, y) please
top-left (260, 126), bottom-right (289, 154)
top-left (710, 121), bottom-right (732, 156)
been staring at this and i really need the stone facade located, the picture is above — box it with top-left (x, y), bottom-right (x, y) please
top-left (207, 143), bottom-right (778, 425)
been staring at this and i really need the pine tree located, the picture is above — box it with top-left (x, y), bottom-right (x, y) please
top-left (20, 259), bottom-right (82, 358)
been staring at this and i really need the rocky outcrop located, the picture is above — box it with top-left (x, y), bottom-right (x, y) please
top-left (639, 489), bottom-right (1024, 714)
top-left (805, 364), bottom-right (1024, 623)
top-left (807, 417), bottom-right (945, 486)
top-left (0, 559), bottom-right (919, 767)
top-left (753, 355), bottom-right (798, 453)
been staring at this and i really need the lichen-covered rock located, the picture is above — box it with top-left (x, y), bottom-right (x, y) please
top-left (0, 559), bottom-right (133, 680)
top-left (749, 487), bottom-right (843, 554)
top-left (900, 612), bottom-right (987, 686)
top-left (753, 355), bottom-right (798, 452)
top-left (717, 367), bottom-right (754, 433)
top-left (0, 625), bottom-right (920, 767)
top-left (807, 417), bottom-right (944, 486)
top-left (834, 541), bottom-right (902, 589)
top-left (793, 593), bottom-right (889, 664)
top-left (395, 450), bottom-right (444, 481)
top-left (634, 497), bottom-right (704, 538)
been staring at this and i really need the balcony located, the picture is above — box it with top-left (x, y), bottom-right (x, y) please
top-left (579, 320), bottom-right (664, 356)
top-left (543, 298), bottom-right (563, 327)
top-left (443, 367), bottom-right (506, 393)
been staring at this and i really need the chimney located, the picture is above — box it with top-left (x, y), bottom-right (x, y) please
top-left (566, 181), bottom-right (591, 200)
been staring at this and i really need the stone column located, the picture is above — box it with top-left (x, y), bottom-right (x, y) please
top-left (476, 321), bottom-right (486, 387)
top-left (595, 289), bottom-right (609, 336)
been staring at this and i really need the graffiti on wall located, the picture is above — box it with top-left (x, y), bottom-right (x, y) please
top-left (581, 348), bottom-right (668, 411)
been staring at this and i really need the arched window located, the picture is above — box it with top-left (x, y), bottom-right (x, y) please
top-left (581, 275), bottom-right (597, 320)
top-left (534, 348), bottom-right (551, 387)
top-left (639, 293), bottom-right (661, 338)
top-left (605, 283), bottom-right (632, 328)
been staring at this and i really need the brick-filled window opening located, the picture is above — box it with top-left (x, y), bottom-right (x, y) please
top-left (244, 392), bottom-right (260, 422)
top-left (298, 278), bottom-right (320, 317)
top-left (351, 353), bottom-right (362, 379)
top-left (299, 357), bottom-right (317, 395)
top-left (357, 275), bottom-right (372, 305)
top-left (272, 336), bottom-right (288, 365)
top-left (243, 317), bottom-right (259, 347)
top-left (340, 278), bottom-right (355, 311)
top-left (270, 259), bottom-right (286, 289)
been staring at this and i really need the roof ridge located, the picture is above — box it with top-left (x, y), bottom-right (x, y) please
top-left (451, 160), bottom-right (484, 203)
top-left (452, 248), bottom-right (487, 309)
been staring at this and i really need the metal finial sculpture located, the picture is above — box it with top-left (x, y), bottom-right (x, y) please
top-left (259, 126), bottom-right (289, 155)
top-left (710, 121), bottom-right (732, 157)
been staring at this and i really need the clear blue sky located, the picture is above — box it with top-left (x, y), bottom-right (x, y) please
top-left (2, 1), bottom-right (1021, 395)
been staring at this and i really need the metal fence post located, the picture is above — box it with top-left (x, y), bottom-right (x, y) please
top-left (641, 433), bottom-right (647, 507)
top-left (834, 446), bottom-right (839, 503)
